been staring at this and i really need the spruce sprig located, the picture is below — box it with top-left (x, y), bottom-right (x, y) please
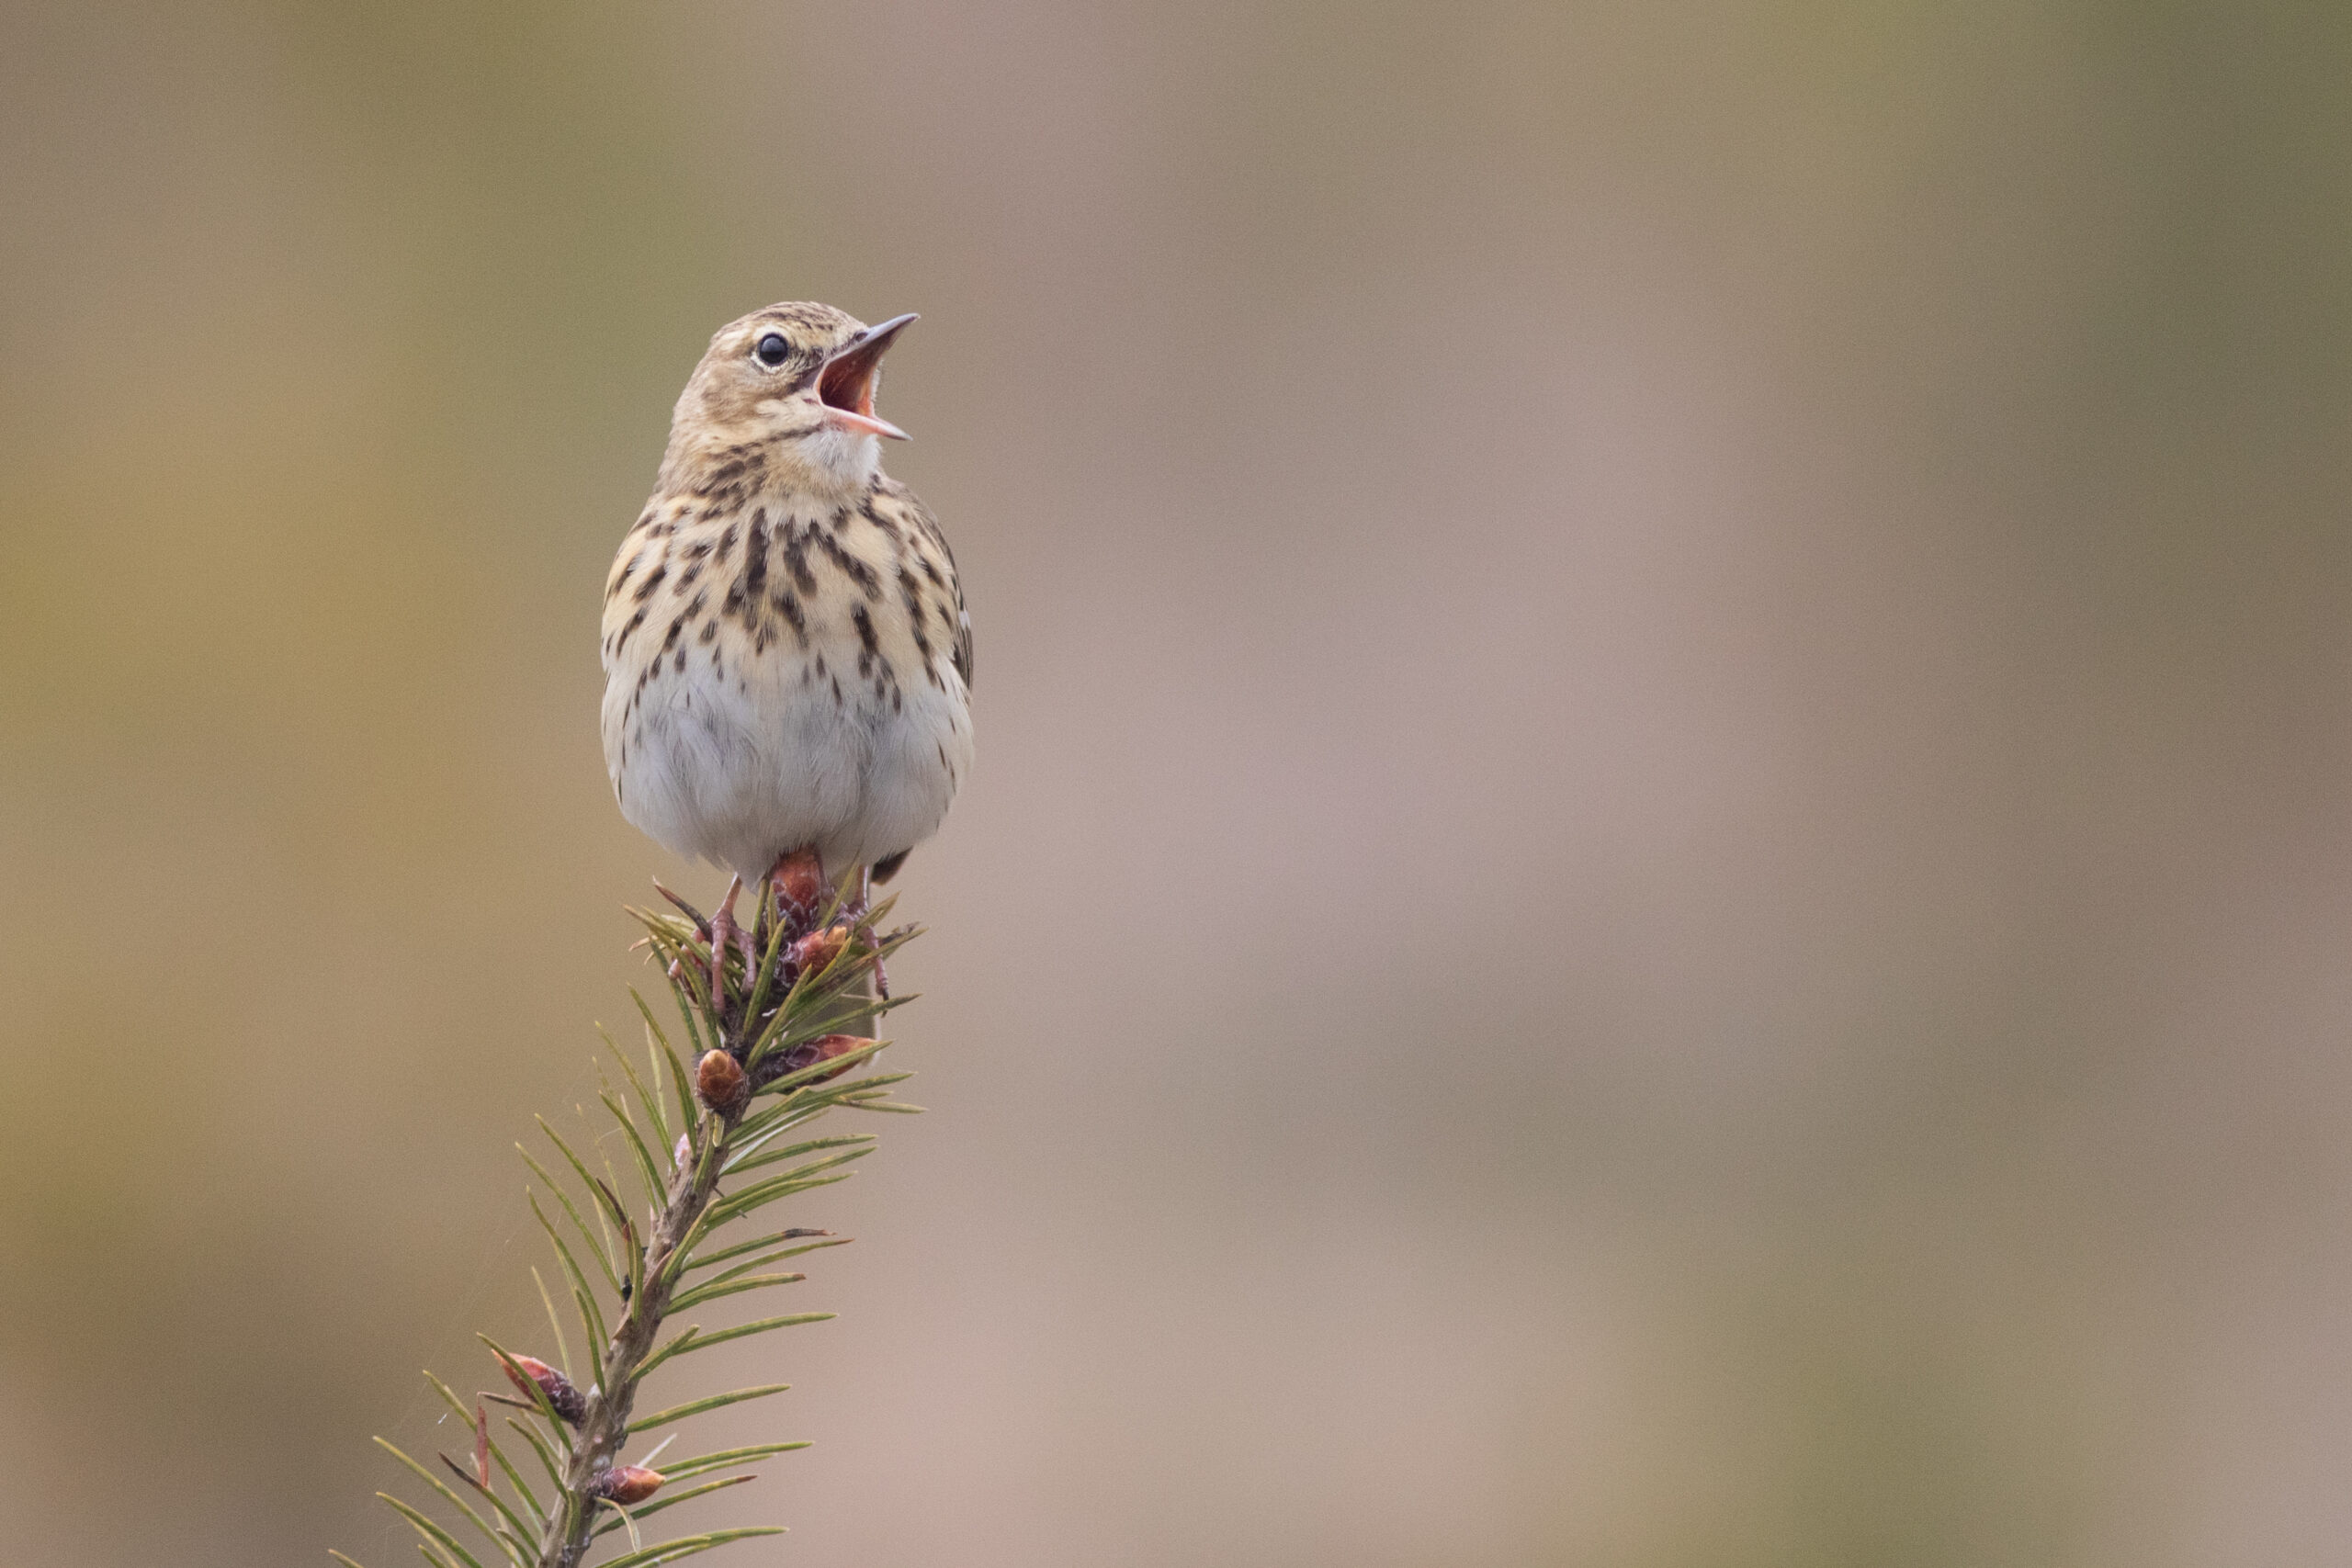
top-left (342, 854), bottom-right (922, 1568)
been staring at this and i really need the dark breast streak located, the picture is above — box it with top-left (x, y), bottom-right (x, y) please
top-left (610, 480), bottom-right (968, 716)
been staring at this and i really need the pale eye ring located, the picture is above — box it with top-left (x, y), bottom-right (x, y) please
top-left (753, 333), bottom-right (789, 368)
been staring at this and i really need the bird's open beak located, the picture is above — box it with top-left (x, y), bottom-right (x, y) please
top-left (818, 313), bottom-right (917, 440)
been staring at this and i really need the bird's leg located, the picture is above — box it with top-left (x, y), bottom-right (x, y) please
top-left (852, 865), bottom-right (889, 1000)
top-left (708, 874), bottom-right (743, 1013)
top-left (735, 902), bottom-right (757, 965)
top-left (750, 867), bottom-right (771, 975)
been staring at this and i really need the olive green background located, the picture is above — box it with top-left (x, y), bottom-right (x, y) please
top-left (4, 3), bottom-right (2350, 1564)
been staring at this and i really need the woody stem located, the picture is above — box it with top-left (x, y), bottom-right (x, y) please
top-left (537, 1100), bottom-right (735, 1568)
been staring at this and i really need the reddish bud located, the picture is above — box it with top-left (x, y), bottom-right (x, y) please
top-left (783, 1032), bottom-right (872, 1086)
top-left (787, 925), bottom-right (849, 976)
top-left (696, 1048), bottom-right (749, 1114)
top-left (594, 1465), bottom-right (665, 1506)
top-left (773, 849), bottom-right (824, 922)
top-left (502, 1355), bottom-right (587, 1425)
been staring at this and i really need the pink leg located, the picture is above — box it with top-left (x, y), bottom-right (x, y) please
top-left (855, 865), bottom-right (889, 999)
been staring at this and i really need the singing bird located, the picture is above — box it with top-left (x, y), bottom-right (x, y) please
top-left (600, 303), bottom-right (973, 955)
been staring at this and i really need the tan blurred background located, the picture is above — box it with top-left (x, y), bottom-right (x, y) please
top-left (3, 2), bottom-right (2349, 1563)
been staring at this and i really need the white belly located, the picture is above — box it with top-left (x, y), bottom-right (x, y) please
top-left (603, 646), bottom-right (972, 880)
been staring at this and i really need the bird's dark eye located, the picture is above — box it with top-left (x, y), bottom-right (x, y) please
top-left (754, 333), bottom-right (789, 367)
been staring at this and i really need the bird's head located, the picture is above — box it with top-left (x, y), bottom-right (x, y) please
top-left (664, 302), bottom-right (916, 495)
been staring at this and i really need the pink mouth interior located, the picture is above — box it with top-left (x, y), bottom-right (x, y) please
top-left (818, 345), bottom-right (881, 419)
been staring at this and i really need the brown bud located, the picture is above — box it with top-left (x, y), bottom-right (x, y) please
top-left (593, 1465), bottom-right (665, 1506)
top-left (784, 1032), bottom-right (872, 1086)
top-left (786, 925), bottom-right (849, 976)
top-left (502, 1355), bottom-right (587, 1425)
top-left (696, 1048), bottom-right (749, 1114)
top-left (774, 849), bottom-right (824, 922)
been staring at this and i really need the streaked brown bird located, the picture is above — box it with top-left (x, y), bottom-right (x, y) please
top-left (600, 303), bottom-right (973, 968)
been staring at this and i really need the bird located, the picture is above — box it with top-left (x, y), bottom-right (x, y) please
top-left (600, 302), bottom-right (973, 984)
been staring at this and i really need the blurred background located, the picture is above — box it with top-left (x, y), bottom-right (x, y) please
top-left (2, 2), bottom-right (2349, 1563)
